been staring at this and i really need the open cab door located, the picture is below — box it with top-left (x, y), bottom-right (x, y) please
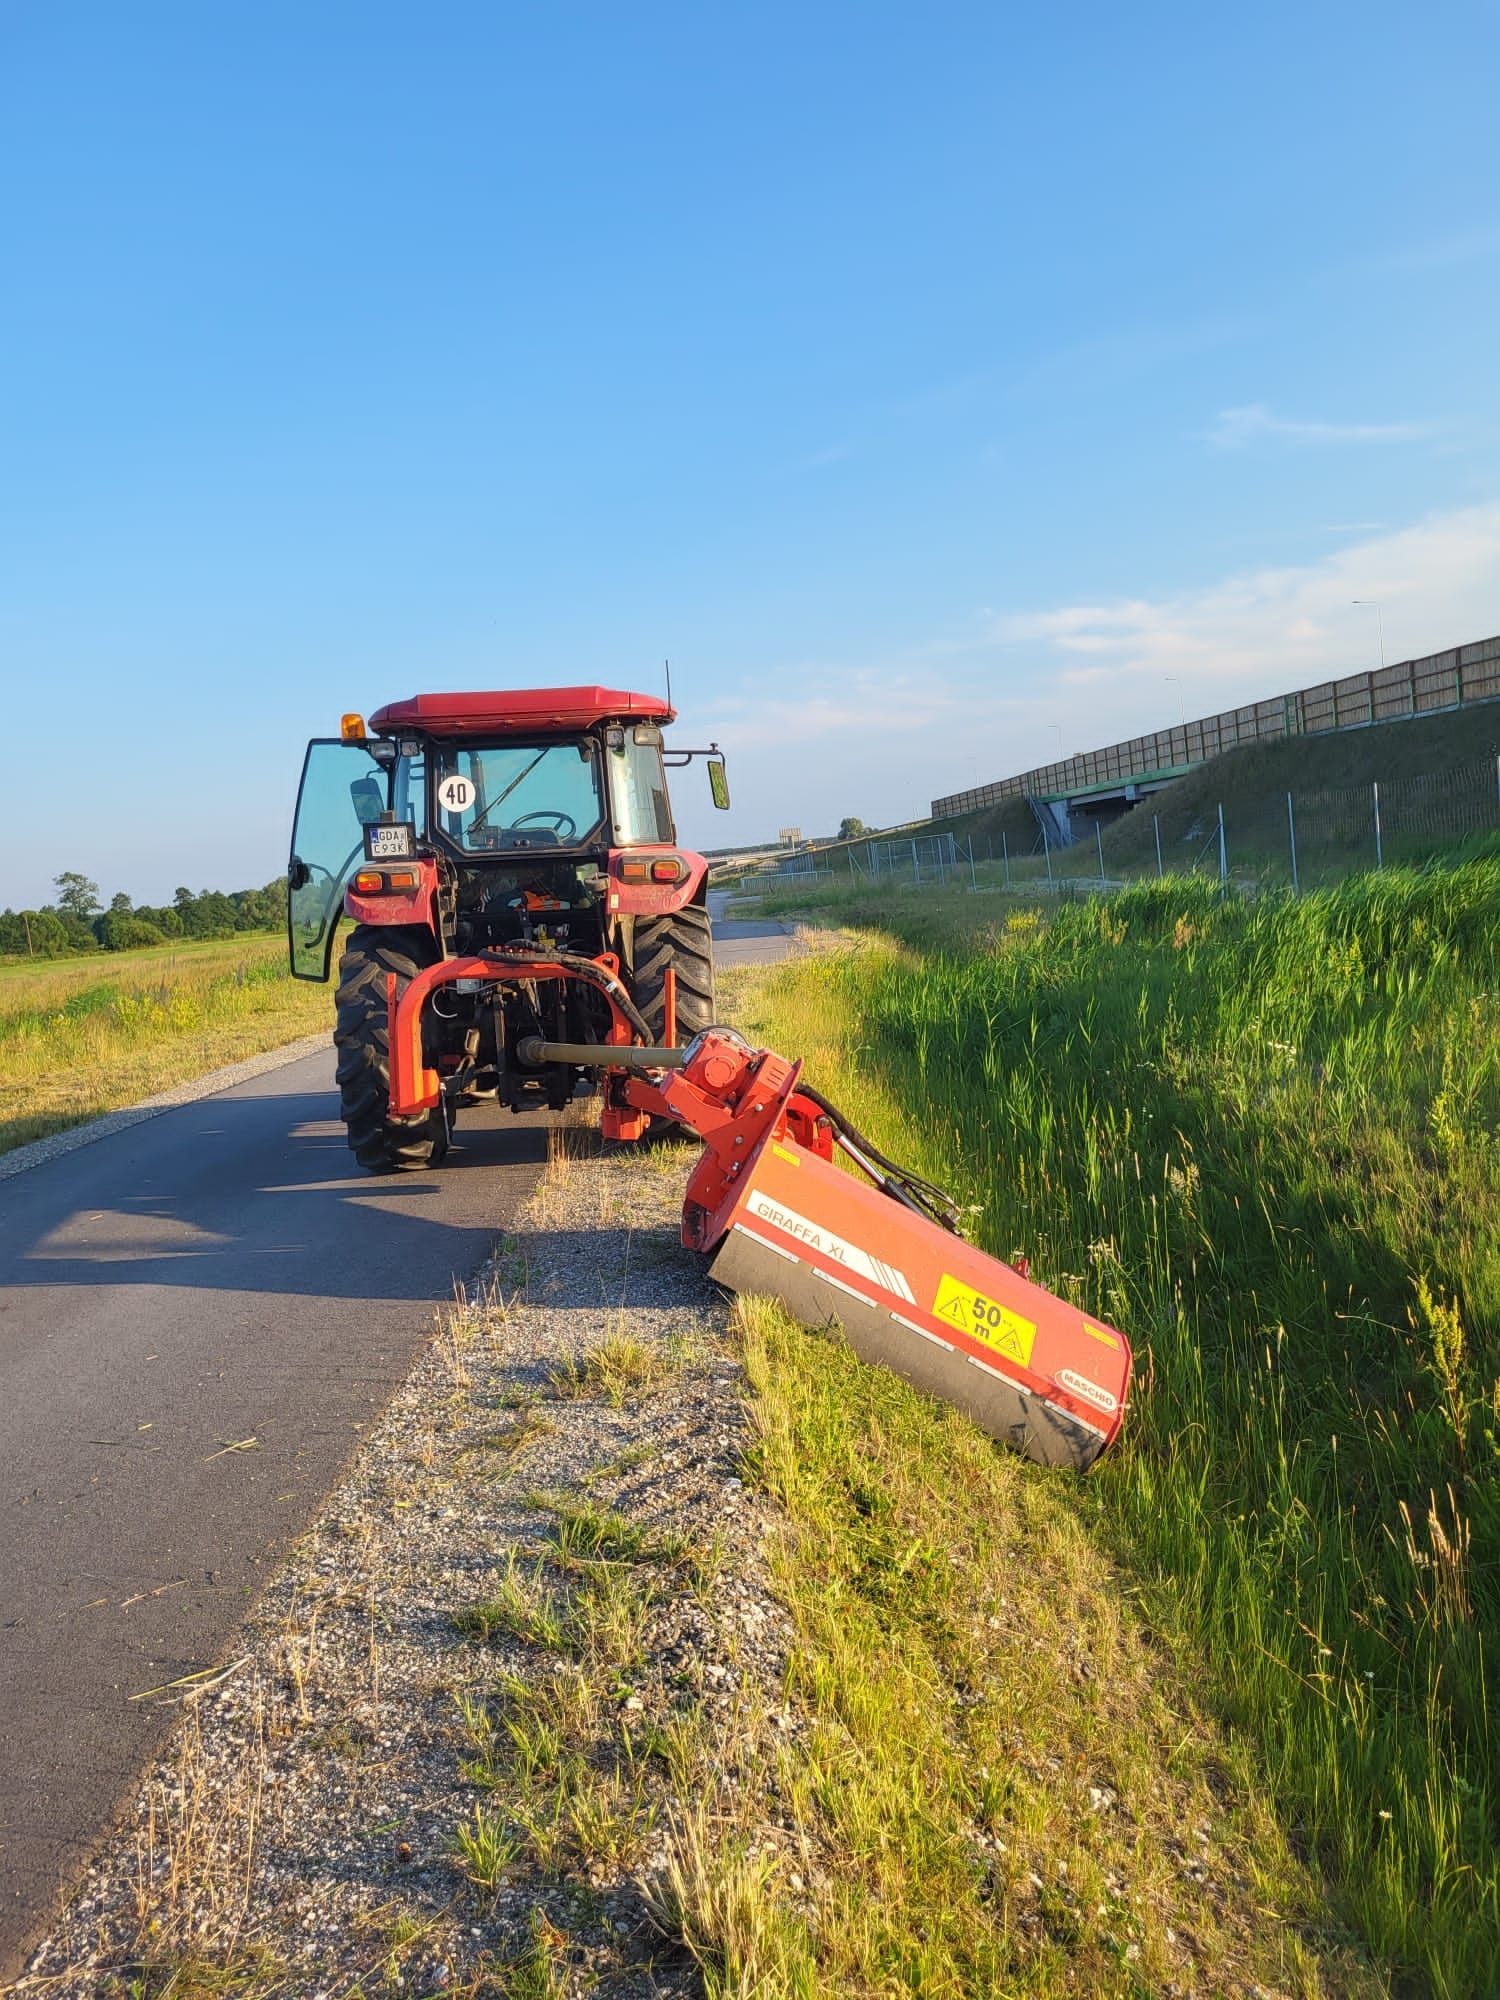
top-left (287, 740), bottom-right (389, 980)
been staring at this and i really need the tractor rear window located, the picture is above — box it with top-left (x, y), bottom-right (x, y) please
top-left (607, 726), bottom-right (674, 844)
top-left (431, 741), bottom-right (605, 853)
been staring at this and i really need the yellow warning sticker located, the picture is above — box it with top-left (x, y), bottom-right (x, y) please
top-left (771, 1143), bottom-right (802, 1166)
top-left (1083, 1322), bottom-right (1120, 1349)
top-left (932, 1273), bottom-right (1037, 1369)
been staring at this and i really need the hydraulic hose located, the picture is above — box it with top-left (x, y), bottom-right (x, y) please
top-left (796, 1083), bottom-right (964, 1235)
top-left (473, 946), bottom-right (656, 1046)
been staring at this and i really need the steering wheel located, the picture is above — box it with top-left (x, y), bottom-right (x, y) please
top-left (509, 810), bottom-right (577, 840)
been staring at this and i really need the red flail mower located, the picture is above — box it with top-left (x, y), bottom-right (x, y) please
top-left (289, 687), bottom-right (1130, 1471)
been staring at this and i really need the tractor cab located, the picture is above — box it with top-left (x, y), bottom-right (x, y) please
top-left (288, 687), bottom-right (728, 982)
top-left (287, 687), bottom-right (727, 1163)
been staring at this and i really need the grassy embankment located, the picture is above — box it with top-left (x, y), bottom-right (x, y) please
top-left (796, 700), bottom-right (1500, 891)
top-left (0, 934), bottom-right (331, 1155)
top-left (1097, 704), bottom-right (1500, 885)
top-left (724, 863), bottom-right (1498, 1998)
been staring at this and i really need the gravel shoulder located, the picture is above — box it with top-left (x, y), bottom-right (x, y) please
top-left (12, 1120), bottom-right (792, 1998)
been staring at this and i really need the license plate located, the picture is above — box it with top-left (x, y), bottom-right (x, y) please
top-left (364, 821), bottom-right (416, 860)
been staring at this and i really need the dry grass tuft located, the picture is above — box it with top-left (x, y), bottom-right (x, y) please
top-left (546, 1330), bottom-right (670, 1405)
top-left (122, 1694), bottom-right (276, 1992)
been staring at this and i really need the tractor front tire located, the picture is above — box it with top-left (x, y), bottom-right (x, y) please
top-left (334, 926), bottom-right (448, 1173)
top-left (631, 902), bottom-right (715, 1050)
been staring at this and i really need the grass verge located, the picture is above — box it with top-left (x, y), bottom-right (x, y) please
top-left (681, 1291), bottom-right (1369, 1997)
top-left (0, 934), bottom-right (330, 1154)
top-left (727, 862), bottom-right (1499, 1997)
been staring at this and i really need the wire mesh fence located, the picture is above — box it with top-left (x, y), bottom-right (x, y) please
top-left (773, 832), bottom-right (964, 887)
top-left (1123, 754), bottom-right (1500, 889)
top-left (768, 754), bottom-right (1500, 898)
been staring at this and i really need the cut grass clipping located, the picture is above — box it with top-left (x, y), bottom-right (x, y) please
top-left (448, 1492), bottom-right (704, 1918)
top-left (735, 861), bottom-right (1500, 1998)
top-left (0, 933), bottom-right (329, 1154)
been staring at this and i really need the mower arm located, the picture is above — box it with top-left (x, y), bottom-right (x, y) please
top-left (386, 960), bottom-right (1131, 1470)
top-left (564, 1027), bottom-right (1130, 1471)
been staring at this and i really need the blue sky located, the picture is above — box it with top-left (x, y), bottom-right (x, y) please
top-left (5, 1), bottom-right (1500, 905)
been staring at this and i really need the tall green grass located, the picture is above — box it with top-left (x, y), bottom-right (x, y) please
top-left (739, 862), bottom-right (1500, 1997)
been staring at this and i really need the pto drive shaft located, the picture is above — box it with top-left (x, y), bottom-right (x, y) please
top-left (515, 1036), bottom-right (687, 1073)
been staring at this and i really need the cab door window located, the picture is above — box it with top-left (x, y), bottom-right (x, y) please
top-left (287, 740), bottom-right (388, 980)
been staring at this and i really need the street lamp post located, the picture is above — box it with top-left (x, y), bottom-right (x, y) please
top-left (1352, 600), bottom-right (1385, 671)
top-left (1164, 677), bottom-right (1187, 727)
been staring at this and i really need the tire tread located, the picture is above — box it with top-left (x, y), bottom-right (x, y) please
top-left (333, 927), bottom-right (446, 1172)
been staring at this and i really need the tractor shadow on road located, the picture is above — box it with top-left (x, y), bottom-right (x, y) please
top-left (12, 1088), bottom-right (561, 1305)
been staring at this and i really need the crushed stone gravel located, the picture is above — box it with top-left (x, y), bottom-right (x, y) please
top-left (16, 1117), bottom-right (793, 1998)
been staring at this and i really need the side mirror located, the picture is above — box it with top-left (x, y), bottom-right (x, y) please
top-left (349, 776), bottom-right (385, 825)
top-left (708, 757), bottom-right (730, 810)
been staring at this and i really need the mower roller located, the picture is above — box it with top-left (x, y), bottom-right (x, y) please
top-left (288, 687), bottom-right (1131, 1471)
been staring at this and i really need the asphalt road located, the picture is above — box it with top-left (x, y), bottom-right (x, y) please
top-left (706, 890), bottom-right (791, 965)
top-left (0, 905), bottom-right (790, 1980)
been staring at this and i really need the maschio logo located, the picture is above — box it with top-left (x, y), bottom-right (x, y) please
top-left (1055, 1367), bottom-right (1118, 1414)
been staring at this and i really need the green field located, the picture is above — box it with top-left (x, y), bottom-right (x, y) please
top-left (0, 934), bottom-right (331, 1154)
top-left (734, 862), bottom-right (1499, 1997)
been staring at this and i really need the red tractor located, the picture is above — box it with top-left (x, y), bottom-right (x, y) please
top-left (286, 685), bottom-right (1133, 1473)
top-left (288, 687), bottom-right (728, 1171)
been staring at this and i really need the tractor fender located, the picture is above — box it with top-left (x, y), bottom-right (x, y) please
top-left (344, 856), bottom-right (441, 934)
top-left (605, 848), bottom-right (709, 917)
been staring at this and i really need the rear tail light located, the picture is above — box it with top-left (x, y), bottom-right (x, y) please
top-left (352, 869), bottom-right (419, 895)
top-left (619, 854), bottom-right (689, 885)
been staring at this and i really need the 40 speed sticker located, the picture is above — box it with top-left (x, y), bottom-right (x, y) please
top-left (931, 1273), bottom-right (1036, 1369)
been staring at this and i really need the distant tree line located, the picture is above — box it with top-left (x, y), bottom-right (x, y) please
top-left (0, 873), bottom-right (289, 958)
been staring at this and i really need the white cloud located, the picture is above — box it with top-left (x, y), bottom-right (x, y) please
top-left (675, 502), bottom-right (1500, 842)
top-left (1206, 403), bottom-right (1435, 449)
top-left (992, 501), bottom-right (1500, 708)
top-left (696, 671), bottom-right (966, 754)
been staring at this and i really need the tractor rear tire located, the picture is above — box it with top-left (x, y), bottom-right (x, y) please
top-left (334, 926), bottom-right (448, 1173)
top-left (631, 902), bottom-right (715, 1049)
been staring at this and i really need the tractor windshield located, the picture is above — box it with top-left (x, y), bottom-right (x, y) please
top-left (432, 740), bottom-right (606, 853)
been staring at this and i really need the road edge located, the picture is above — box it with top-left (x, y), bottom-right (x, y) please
top-left (0, 1032), bottom-right (331, 1185)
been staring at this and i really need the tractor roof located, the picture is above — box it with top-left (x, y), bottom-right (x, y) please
top-left (368, 687), bottom-right (675, 736)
